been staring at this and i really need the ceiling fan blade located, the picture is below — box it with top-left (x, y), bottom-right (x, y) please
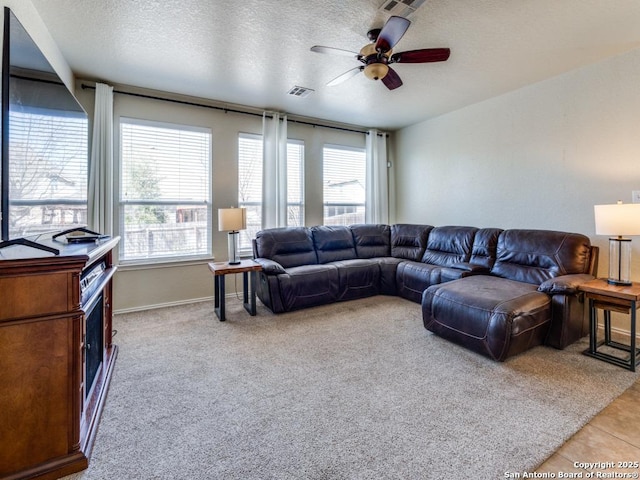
top-left (390, 48), bottom-right (451, 64)
top-left (375, 16), bottom-right (410, 53)
top-left (327, 66), bottom-right (364, 87)
top-left (381, 66), bottom-right (402, 90)
top-left (311, 45), bottom-right (359, 58)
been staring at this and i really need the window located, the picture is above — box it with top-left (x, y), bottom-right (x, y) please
top-left (323, 145), bottom-right (366, 225)
top-left (8, 107), bottom-right (88, 238)
top-left (237, 134), bottom-right (305, 252)
top-left (120, 118), bottom-right (212, 262)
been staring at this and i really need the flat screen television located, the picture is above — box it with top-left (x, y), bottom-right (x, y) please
top-left (1, 7), bottom-right (89, 243)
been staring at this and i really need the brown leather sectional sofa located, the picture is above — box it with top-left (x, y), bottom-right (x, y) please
top-left (252, 224), bottom-right (598, 361)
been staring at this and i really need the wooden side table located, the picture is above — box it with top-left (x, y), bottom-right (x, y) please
top-left (579, 278), bottom-right (640, 371)
top-left (208, 260), bottom-right (263, 321)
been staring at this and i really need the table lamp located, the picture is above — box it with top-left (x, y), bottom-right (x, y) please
top-left (218, 207), bottom-right (246, 265)
top-left (594, 201), bottom-right (640, 286)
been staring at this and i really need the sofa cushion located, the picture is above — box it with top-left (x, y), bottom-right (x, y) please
top-left (330, 259), bottom-right (381, 301)
top-left (312, 225), bottom-right (357, 264)
top-left (470, 228), bottom-right (503, 269)
top-left (491, 230), bottom-right (592, 285)
top-left (391, 224), bottom-right (432, 260)
top-left (350, 224), bottom-right (391, 258)
top-left (254, 227), bottom-right (317, 268)
top-left (277, 264), bottom-right (340, 311)
top-left (421, 225), bottom-right (477, 267)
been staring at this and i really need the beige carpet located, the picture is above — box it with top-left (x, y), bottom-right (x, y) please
top-left (65, 296), bottom-right (639, 479)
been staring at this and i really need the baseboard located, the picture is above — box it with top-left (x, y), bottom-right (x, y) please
top-left (603, 324), bottom-right (640, 342)
top-left (114, 292), bottom-right (248, 315)
top-left (114, 296), bottom-right (213, 315)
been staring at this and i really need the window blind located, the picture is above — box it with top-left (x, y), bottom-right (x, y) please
top-left (120, 118), bottom-right (212, 261)
top-left (323, 145), bottom-right (366, 225)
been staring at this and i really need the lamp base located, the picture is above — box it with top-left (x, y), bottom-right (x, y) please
top-left (607, 236), bottom-right (632, 287)
top-left (227, 231), bottom-right (241, 265)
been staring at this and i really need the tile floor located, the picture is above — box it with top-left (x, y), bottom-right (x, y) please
top-left (536, 378), bottom-right (640, 477)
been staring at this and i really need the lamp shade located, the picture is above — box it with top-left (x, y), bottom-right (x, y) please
top-left (218, 207), bottom-right (246, 232)
top-left (594, 203), bottom-right (640, 236)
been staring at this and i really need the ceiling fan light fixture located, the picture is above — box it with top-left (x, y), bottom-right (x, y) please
top-left (310, 15), bottom-right (450, 91)
top-left (364, 63), bottom-right (389, 81)
top-left (359, 43), bottom-right (377, 57)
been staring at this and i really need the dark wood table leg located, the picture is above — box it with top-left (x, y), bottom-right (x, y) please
top-left (604, 309), bottom-right (612, 345)
top-left (214, 274), bottom-right (226, 321)
top-left (243, 270), bottom-right (257, 316)
top-left (631, 300), bottom-right (637, 372)
top-left (242, 271), bottom-right (249, 305)
top-left (589, 298), bottom-right (597, 354)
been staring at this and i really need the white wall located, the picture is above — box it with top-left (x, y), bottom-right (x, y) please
top-left (394, 47), bottom-right (640, 281)
top-left (76, 84), bottom-right (367, 312)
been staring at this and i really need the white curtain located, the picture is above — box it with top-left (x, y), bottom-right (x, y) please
top-left (88, 83), bottom-right (114, 235)
top-left (365, 129), bottom-right (389, 224)
top-left (261, 111), bottom-right (288, 229)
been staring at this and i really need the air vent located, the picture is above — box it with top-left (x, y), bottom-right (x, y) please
top-left (287, 86), bottom-right (314, 98)
top-left (378, 0), bottom-right (427, 18)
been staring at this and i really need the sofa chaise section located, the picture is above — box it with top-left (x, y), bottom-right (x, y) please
top-left (422, 229), bottom-right (597, 361)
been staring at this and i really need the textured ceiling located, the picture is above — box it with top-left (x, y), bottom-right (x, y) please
top-left (27, 0), bottom-right (640, 130)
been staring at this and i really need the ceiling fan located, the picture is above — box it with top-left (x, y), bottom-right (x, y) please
top-left (310, 15), bottom-right (450, 90)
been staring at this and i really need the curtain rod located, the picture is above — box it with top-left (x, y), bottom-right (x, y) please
top-left (80, 83), bottom-right (384, 136)
top-left (11, 74), bottom-right (64, 86)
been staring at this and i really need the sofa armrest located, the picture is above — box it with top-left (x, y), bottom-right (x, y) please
top-left (450, 262), bottom-right (491, 274)
top-left (537, 273), bottom-right (595, 295)
top-left (254, 258), bottom-right (286, 275)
